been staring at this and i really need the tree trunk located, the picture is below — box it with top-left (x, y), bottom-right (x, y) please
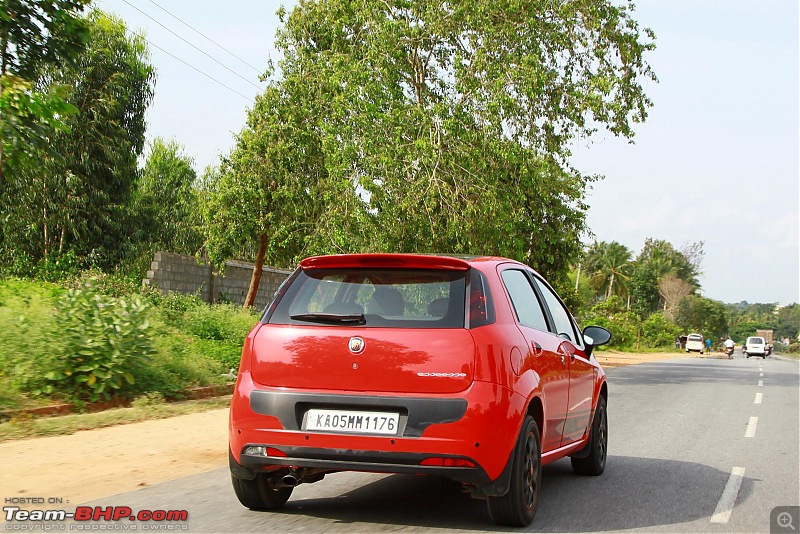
top-left (244, 232), bottom-right (268, 309)
top-left (606, 271), bottom-right (615, 300)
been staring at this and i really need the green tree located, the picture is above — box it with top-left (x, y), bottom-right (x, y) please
top-left (133, 138), bottom-right (203, 256)
top-left (637, 238), bottom-right (699, 286)
top-left (676, 295), bottom-right (728, 340)
top-left (270, 0), bottom-right (654, 279)
top-left (775, 304), bottom-right (800, 340)
top-left (1, 10), bottom-right (155, 268)
top-left (207, 0), bottom-right (656, 304)
top-left (584, 241), bottom-right (633, 301)
top-left (628, 262), bottom-right (660, 318)
top-left (0, 0), bottom-right (90, 182)
top-left (202, 83), bottom-right (326, 308)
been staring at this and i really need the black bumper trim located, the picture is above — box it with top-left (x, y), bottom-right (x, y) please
top-left (234, 444), bottom-right (491, 485)
top-left (249, 390), bottom-right (468, 438)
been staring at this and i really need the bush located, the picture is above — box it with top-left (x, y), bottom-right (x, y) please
top-left (46, 280), bottom-right (156, 402)
top-left (34, 251), bottom-right (82, 282)
top-left (641, 312), bottom-right (682, 348)
top-left (0, 279), bottom-right (66, 405)
top-left (582, 297), bottom-right (639, 350)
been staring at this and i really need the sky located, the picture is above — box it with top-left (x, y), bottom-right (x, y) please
top-left (95, 0), bottom-right (799, 306)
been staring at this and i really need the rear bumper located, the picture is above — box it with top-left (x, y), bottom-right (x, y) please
top-left (230, 445), bottom-right (490, 485)
top-left (229, 372), bottom-right (524, 484)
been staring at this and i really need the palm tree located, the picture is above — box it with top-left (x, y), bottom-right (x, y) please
top-left (585, 241), bottom-right (633, 301)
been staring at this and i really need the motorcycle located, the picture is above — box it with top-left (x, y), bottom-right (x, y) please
top-left (725, 346), bottom-right (734, 359)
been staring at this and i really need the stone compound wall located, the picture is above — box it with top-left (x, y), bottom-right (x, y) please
top-left (142, 252), bottom-right (292, 309)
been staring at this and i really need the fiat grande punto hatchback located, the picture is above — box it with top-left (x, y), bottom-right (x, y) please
top-left (229, 254), bottom-right (611, 526)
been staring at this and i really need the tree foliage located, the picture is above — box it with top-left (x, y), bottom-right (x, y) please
top-left (275, 1), bottom-right (650, 271)
top-left (0, 10), bottom-right (155, 268)
top-left (133, 138), bottom-right (203, 256)
top-left (206, 0), bottom-right (656, 304)
top-left (584, 241), bottom-right (633, 301)
top-left (202, 83), bottom-right (327, 306)
top-left (676, 295), bottom-right (728, 340)
top-left (0, 0), bottom-right (90, 181)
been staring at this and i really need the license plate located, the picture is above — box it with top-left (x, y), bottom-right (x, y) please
top-left (304, 409), bottom-right (400, 435)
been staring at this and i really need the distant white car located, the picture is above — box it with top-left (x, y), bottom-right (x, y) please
top-left (686, 333), bottom-right (704, 353)
top-left (744, 336), bottom-right (767, 359)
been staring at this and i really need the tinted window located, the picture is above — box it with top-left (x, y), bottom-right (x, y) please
top-left (268, 268), bottom-right (466, 328)
top-left (533, 277), bottom-right (580, 344)
top-left (500, 270), bottom-right (548, 331)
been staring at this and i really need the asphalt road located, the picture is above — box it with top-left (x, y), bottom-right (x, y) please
top-left (70, 355), bottom-right (800, 533)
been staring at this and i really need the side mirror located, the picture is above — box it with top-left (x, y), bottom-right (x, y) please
top-left (583, 325), bottom-right (611, 358)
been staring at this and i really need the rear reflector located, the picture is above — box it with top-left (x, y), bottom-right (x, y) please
top-left (243, 446), bottom-right (287, 457)
top-left (419, 457), bottom-right (476, 468)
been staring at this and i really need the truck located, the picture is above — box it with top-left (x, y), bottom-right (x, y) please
top-left (756, 329), bottom-right (774, 354)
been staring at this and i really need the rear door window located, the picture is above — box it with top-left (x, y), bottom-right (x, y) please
top-left (532, 276), bottom-right (583, 347)
top-left (500, 269), bottom-right (549, 331)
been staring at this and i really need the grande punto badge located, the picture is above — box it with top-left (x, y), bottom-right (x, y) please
top-left (348, 336), bottom-right (365, 354)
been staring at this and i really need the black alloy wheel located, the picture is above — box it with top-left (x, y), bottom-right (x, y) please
top-left (571, 396), bottom-right (608, 476)
top-left (487, 415), bottom-right (541, 527)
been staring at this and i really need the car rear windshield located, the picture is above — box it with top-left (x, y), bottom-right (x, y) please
top-left (688, 334), bottom-right (703, 341)
top-left (266, 268), bottom-right (467, 328)
top-left (747, 337), bottom-right (764, 344)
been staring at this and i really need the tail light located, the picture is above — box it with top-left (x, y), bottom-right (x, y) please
top-left (468, 270), bottom-right (495, 328)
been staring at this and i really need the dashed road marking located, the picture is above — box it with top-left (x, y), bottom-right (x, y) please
top-left (745, 416), bottom-right (758, 438)
top-left (758, 380), bottom-right (763, 387)
top-left (760, 372), bottom-right (764, 377)
top-left (710, 467), bottom-right (746, 523)
top-left (754, 392), bottom-right (762, 404)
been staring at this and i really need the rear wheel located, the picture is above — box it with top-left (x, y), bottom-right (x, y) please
top-left (571, 396), bottom-right (608, 476)
top-left (487, 416), bottom-right (541, 527)
top-left (231, 473), bottom-right (293, 510)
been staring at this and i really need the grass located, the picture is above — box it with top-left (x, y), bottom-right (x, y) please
top-left (0, 277), bottom-right (259, 410)
top-left (0, 395), bottom-right (231, 442)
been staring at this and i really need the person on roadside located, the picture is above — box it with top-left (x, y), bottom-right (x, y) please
top-left (705, 337), bottom-right (712, 354)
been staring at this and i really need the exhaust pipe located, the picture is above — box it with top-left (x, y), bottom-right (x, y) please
top-left (281, 473), bottom-right (300, 487)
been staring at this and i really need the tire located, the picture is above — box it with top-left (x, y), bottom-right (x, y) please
top-left (571, 396), bottom-right (608, 476)
top-left (487, 416), bottom-right (541, 527)
top-left (231, 473), bottom-right (293, 510)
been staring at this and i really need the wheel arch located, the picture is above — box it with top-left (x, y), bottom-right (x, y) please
top-left (526, 395), bottom-right (544, 437)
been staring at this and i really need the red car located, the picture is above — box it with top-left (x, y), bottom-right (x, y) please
top-left (229, 254), bottom-right (610, 526)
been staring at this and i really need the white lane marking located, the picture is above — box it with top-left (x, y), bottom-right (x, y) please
top-left (745, 416), bottom-right (758, 438)
top-left (754, 392), bottom-right (762, 404)
top-left (760, 372), bottom-right (764, 377)
top-left (758, 380), bottom-right (763, 387)
top-left (710, 467), bottom-right (746, 523)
